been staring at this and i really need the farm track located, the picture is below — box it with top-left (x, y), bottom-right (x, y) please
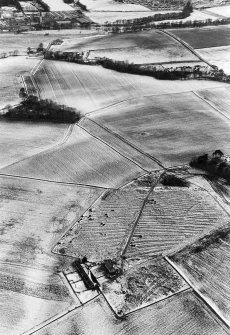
top-left (165, 256), bottom-right (230, 332)
top-left (87, 118), bottom-right (164, 169)
top-left (161, 29), bottom-right (215, 68)
top-left (0, 173), bottom-right (108, 190)
top-left (193, 90), bottom-right (230, 122)
top-left (121, 172), bottom-right (164, 258)
top-left (79, 117), bottom-right (151, 172)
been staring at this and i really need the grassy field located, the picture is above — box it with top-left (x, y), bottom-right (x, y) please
top-left (167, 25), bottom-right (230, 49)
top-left (54, 178), bottom-right (154, 261)
top-left (35, 291), bottom-right (229, 335)
top-left (56, 30), bottom-right (198, 64)
top-left (196, 86), bottom-right (230, 119)
top-left (0, 56), bottom-right (38, 109)
top-left (125, 185), bottom-right (230, 259)
top-left (33, 60), bottom-right (227, 114)
top-left (0, 120), bottom-right (68, 169)
top-left (1, 125), bottom-right (144, 188)
top-left (170, 223), bottom-right (230, 327)
top-left (0, 175), bottom-right (102, 333)
top-left (197, 46), bottom-right (230, 74)
top-left (100, 257), bottom-right (188, 315)
top-left (89, 92), bottom-right (230, 166)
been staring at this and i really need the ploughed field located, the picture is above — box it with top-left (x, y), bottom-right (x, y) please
top-left (170, 223), bottom-right (230, 327)
top-left (89, 92), bottom-right (230, 166)
top-left (0, 175), bottom-right (102, 334)
top-left (54, 177), bottom-right (155, 261)
top-left (125, 184), bottom-right (230, 259)
top-left (166, 25), bottom-right (230, 49)
top-left (1, 125), bottom-right (144, 188)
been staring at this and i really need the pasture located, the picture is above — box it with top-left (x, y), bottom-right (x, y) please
top-left (89, 92), bottom-right (230, 166)
top-left (125, 185), bottom-right (230, 259)
top-left (35, 291), bottom-right (228, 335)
top-left (203, 5), bottom-right (230, 17)
top-left (167, 25), bottom-right (230, 49)
top-left (170, 223), bottom-right (230, 327)
top-left (0, 175), bottom-right (102, 333)
top-left (1, 125), bottom-right (144, 188)
top-left (33, 60), bottom-right (227, 114)
top-left (54, 179), bottom-right (153, 261)
top-left (0, 120), bottom-right (68, 169)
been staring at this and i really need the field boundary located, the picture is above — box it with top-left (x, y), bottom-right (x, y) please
top-left (162, 29), bottom-right (216, 69)
top-left (79, 118), bottom-right (151, 172)
top-left (165, 256), bottom-right (230, 329)
top-left (87, 118), bottom-right (164, 168)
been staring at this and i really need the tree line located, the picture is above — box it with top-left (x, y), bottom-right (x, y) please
top-left (190, 150), bottom-right (230, 182)
top-left (2, 96), bottom-right (81, 123)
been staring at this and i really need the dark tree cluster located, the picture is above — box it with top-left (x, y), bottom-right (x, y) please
top-left (190, 150), bottom-right (230, 182)
top-left (161, 174), bottom-right (189, 187)
top-left (0, 0), bottom-right (22, 11)
top-left (3, 96), bottom-right (81, 123)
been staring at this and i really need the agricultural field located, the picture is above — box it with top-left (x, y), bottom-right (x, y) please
top-left (79, 118), bottom-right (158, 171)
top-left (0, 56), bottom-right (39, 109)
top-left (89, 92), bottom-right (230, 166)
top-left (197, 45), bottom-right (230, 74)
top-left (88, 10), bottom-right (176, 24)
top-left (99, 257), bottom-right (189, 315)
top-left (32, 60), bottom-right (227, 114)
top-left (125, 185), bottom-right (230, 259)
top-left (42, 0), bottom-right (73, 11)
top-left (167, 25), bottom-right (230, 49)
top-left (88, 44), bottom-right (198, 65)
top-left (35, 291), bottom-right (229, 335)
top-left (170, 223), bottom-right (230, 327)
top-left (79, 0), bottom-right (150, 11)
top-left (196, 86), bottom-right (230, 119)
top-left (55, 29), bottom-right (199, 65)
top-left (0, 120), bottom-right (68, 169)
top-left (0, 175), bottom-right (102, 334)
top-left (202, 4), bottom-right (230, 18)
top-left (54, 177), bottom-right (155, 261)
top-left (0, 30), bottom-right (98, 55)
top-left (1, 125), bottom-right (144, 188)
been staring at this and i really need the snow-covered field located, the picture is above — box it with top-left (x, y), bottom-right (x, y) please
top-left (42, 0), bottom-right (73, 11)
top-left (203, 5), bottom-right (230, 17)
top-left (197, 45), bottom-right (230, 74)
top-left (87, 10), bottom-right (177, 24)
top-left (80, 0), bottom-right (149, 11)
